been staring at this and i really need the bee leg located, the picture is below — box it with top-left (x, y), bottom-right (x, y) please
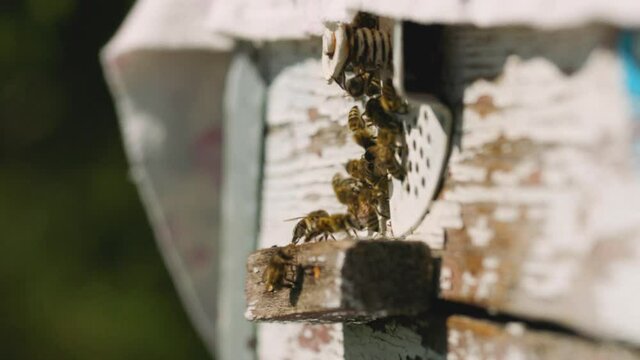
top-left (282, 277), bottom-right (296, 289)
top-left (303, 233), bottom-right (314, 243)
top-left (374, 206), bottom-right (390, 219)
top-left (333, 71), bottom-right (346, 90)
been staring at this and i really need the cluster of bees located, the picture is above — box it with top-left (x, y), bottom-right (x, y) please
top-left (263, 13), bottom-right (409, 292)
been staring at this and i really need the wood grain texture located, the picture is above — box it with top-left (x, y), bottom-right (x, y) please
top-left (245, 240), bottom-right (433, 322)
top-left (254, 40), bottom-right (374, 359)
top-left (448, 316), bottom-right (640, 360)
top-left (434, 25), bottom-right (640, 345)
top-left (207, 0), bottom-right (640, 41)
top-left (258, 40), bottom-right (366, 249)
top-left (254, 24), bottom-right (640, 358)
top-left (256, 313), bottom-right (640, 360)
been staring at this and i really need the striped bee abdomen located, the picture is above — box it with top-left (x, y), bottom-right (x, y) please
top-left (348, 105), bottom-right (365, 132)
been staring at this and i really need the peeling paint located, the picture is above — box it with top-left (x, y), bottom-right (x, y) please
top-left (440, 266), bottom-right (453, 291)
top-left (467, 216), bottom-right (495, 247)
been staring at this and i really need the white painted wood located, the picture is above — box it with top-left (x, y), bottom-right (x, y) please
top-left (259, 55), bottom-right (364, 248)
top-left (207, 0), bottom-right (640, 41)
top-left (258, 323), bottom-right (345, 360)
top-left (433, 26), bottom-right (640, 345)
top-left (447, 316), bottom-right (640, 360)
top-left (256, 42), bottom-right (355, 360)
top-left (255, 27), bottom-right (640, 357)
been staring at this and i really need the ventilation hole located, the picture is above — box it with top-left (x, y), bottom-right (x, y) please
top-left (419, 147), bottom-right (424, 159)
top-left (406, 123), bottom-right (412, 132)
top-left (415, 163), bottom-right (420, 172)
top-left (427, 133), bottom-right (431, 144)
top-left (405, 183), bottom-right (411, 194)
top-left (421, 177), bottom-right (426, 187)
top-left (418, 124), bottom-right (423, 136)
top-left (414, 187), bottom-right (419, 197)
top-left (408, 161), bottom-right (413, 172)
top-left (412, 139), bottom-right (417, 151)
top-left (426, 158), bottom-right (430, 168)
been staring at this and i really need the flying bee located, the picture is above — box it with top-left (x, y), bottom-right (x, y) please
top-left (345, 158), bottom-right (379, 185)
top-left (263, 244), bottom-right (298, 292)
top-left (364, 97), bottom-right (402, 131)
top-left (332, 173), bottom-right (360, 206)
top-left (348, 106), bottom-right (376, 150)
top-left (380, 79), bottom-right (408, 114)
top-left (290, 210), bottom-right (330, 244)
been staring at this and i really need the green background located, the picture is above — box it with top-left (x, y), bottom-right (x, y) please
top-left (0, 1), bottom-right (211, 358)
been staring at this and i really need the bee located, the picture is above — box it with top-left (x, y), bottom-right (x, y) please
top-left (345, 71), bottom-right (381, 98)
top-left (348, 106), bottom-right (376, 150)
top-left (348, 105), bottom-right (366, 133)
top-left (345, 158), bottom-right (379, 185)
top-left (291, 210), bottom-right (330, 244)
top-left (371, 176), bottom-right (390, 205)
top-left (263, 244), bottom-right (298, 292)
top-left (364, 97), bottom-right (402, 131)
top-left (332, 173), bottom-right (360, 206)
top-left (366, 129), bottom-right (406, 180)
top-left (354, 191), bottom-right (380, 233)
top-left (306, 213), bottom-right (362, 241)
top-left (376, 126), bottom-right (400, 147)
top-left (380, 79), bottom-right (408, 114)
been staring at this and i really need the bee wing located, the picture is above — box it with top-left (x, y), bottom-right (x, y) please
top-left (284, 216), bottom-right (305, 222)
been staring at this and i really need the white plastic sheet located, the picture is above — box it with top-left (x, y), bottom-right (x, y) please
top-left (102, 0), bottom-right (233, 355)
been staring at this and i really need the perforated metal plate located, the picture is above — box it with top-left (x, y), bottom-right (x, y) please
top-left (389, 102), bottom-right (452, 237)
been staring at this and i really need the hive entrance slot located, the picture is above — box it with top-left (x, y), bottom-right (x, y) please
top-left (394, 22), bottom-right (444, 98)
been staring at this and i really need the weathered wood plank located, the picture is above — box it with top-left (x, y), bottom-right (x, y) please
top-left (255, 39), bottom-right (356, 360)
top-left (254, 24), bottom-right (640, 357)
top-left (435, 25), bottom-right (640, 345)
top-left (448, 316), bottom-right (640, 360)
top-left (256, 313), bottom-right (640, 360)
top-left (245, 240), bottom-right (433, 322)
top-left (208, 0), bottom-right (640, 41)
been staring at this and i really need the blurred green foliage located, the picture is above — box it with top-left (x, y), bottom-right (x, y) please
top-left (0, 1), bottom-right (210, 358)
